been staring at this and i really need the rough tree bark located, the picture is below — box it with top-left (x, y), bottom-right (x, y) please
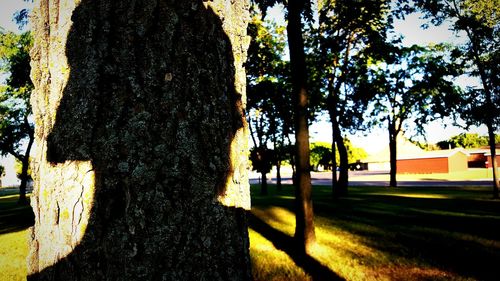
top-left (28, 0), bottom-right (252, 280)
top-left (286, 0), bottom-right (316, 254)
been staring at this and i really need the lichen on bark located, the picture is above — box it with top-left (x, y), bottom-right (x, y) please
top-left (28, 0), bottom-right (251, 280)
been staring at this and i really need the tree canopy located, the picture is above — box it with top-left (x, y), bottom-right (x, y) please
top-left (0, 29), bottom-right (34, 203)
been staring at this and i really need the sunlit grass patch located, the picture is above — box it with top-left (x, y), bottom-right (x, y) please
top-left (375, 193), bottom-right (450, 199)
top-left (252, 207), bottom-right (296, 237)
top-left (249, 183), bottom-right (500, 280)
top-left (249, 229), bottom-right (310, 281)
top-left (0, 229), bottom-right (29, 281)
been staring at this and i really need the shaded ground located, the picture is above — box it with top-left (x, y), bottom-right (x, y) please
top-left (0, 191), bottom-right (33, 235)
top-left (249, 184), bottom-right (500, 280)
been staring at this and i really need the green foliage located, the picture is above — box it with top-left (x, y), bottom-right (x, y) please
top-left (246, 12), bottom-right (295, 170)
top-left (310, 140), bottom-right (367, 169)
top-left (368, 44), bottom-right (462, 137)
top-left (405, 0), bottom-right (499, 132)
top-left (249, 146), bottom-right (275, 174)
top-left (311, 0), bottom-right (393, 133)
top-left (0, 30), bottom-right (34, 161)
top-left (0, 165), bottom-right (5, 178)
top-left (14, 158), bottom-right (31, 181)
top-left (310, 142), bottom-right (332, 170)
top-left (344, 139), bottom-right (367, 163)
top-left (436, 133), bottom-right (499, 149)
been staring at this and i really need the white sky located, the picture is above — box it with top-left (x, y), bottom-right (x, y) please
top-left (0, 0), bottom-right (31, 33)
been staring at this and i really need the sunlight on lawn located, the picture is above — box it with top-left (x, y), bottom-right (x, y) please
top-left (250, 206), bottom-right (463, 281)
top-left (375, 193), bottom-right (450, 199)
top-left (249, 229), bottom-right (310, 281)
top-left (0, 229), bottom-right (28, 281)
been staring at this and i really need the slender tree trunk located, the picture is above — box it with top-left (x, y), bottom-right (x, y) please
top-left (18, 117), bottom-right (34, 205)
top-left (260, 171), bottom-right (268, 195)
top-left (329, 109), bottom-right (346, 198)
top-left (276, 159), bottom-right (282, 191)
top-left (336, 132), bottom-right (348, 196)
top-left (286, 0), bottom-right (316, 254)
top-left (486, 122), bottom-right (499, 198)
top-left (28, 1), bottom-right (252, 280)
top-left (389, 126), bottom-right (398, 188)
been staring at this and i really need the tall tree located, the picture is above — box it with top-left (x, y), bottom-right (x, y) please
top-left (314, 0), bottom-right (391, 197)
top-left (246, 14), bottom-right (291, 193)
top-left (0, 30), bottom-right (34, 204)
top-left (285, 0), bottom-right (316, 253)
top-left (369, 44), bottom-right (461, 187)
top-left (28, 0), bottom-right (252, 279)
top-left (253, 0), bottom-right (316, 253)
top-left (406, 0), bottom-right (500, 197)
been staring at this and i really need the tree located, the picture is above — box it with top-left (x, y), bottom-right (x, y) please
top-left (310, 142), bottom-right (332, 171)
top-left (249, 146), bottom-right (274, 195)
top-left (391, 0), bottom-right (500, 195)
top-left (246, 14), bottom-right (291, 193)
top-left (436, 133), bottom-right (500, 149)
top-left (28, 1), bottom-right (252, 279)
top-left (314, 0), bottom-right (392, 197)
top-left (369, 44), bottom-right (461, 187)
top-left (253, 0), bottom-right (316, 253)
top-left (405, 0), bottom-right (500, 197)
top-left (0, 30), bottom-right (34, 204)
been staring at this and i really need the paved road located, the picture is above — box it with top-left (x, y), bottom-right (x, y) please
top-left (249, 172), bottom-right (493, 187)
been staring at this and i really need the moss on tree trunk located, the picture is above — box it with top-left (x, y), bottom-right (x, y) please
top-left (28, 0), bottom-right (251, 280)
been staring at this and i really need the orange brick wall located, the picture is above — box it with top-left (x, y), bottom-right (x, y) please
top-left (397, 158), bottom-right (448, 174)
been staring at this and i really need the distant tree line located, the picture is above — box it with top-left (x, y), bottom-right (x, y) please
top-left (437, 133), bottom-right (500, 149)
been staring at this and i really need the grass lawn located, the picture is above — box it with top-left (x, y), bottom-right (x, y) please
top-left (0, 191), bottom-right (33, 281)
top-left (249, 184), bottom-right (500, 280)
top-left (2, 185), bottom-right (500, 280)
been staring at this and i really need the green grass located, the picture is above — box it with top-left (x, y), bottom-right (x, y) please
top-left (0, 193), bottom-right (33, 281)
top-left (2, 186), bottom-right (500, 280)
top-left (249, 184), bottom-right (500, 280)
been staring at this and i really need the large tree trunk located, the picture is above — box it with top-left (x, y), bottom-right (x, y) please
top-left (28, 1), bottom-right (252, 280)
top-left (486, 122), bottom-right (499, 198)
top-left (286, 0), bottom-right (316, 254)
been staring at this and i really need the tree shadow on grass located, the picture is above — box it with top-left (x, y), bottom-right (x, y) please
top-left (248, 212), bottom-right (345, 281)
top-left (314, 195), bottom-right (500, 280)
top-left (251, 185), bottom-right (500, 281)
top-left (0, 195), bottom-right (34, 235)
